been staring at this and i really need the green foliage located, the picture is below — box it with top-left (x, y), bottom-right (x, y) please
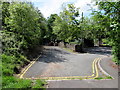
top-left (2, 2), bottom-right (47, 88)
top-left (94, 77), bottom-right (103, 80)
top-left (5, 2), bottom-right (41, 49)
top-left (2, 76), bottom-right (17, 87)
top-left (1, 51), bottom-right (35, 88)
top-left (53, 4), bottom-right (80, 42)
top-left (46, 14), bottom-right (58, 42)
top-left (2, 2), bottom-right (10, 28)
top-left (90, 12), bottom-right (109, 39)
top-left (93, 2), bottom-right (120, 64)
top-left (2, 54), bottom-right (16, 76)
top-left (6, 79), bottom-right (31, 88)
top-left (105, 76), bottom-right (113, 79)
top-left (95, 76), bottom-right (113, 80)
top-left (53, 15), bottom-right (69, 42)
top-left (102, 39), bottom-right (111, 46)
top-left (1, 30), bottom-right (21, 56)
top-left (2, 76), bottom-right (46, 88)
top-left (2, 1), bottom-right (119, 89)
top-left (2, 2), bottom-right (47, 51)
top-left (2, 54), bottom-right (29, 76)
top-left (32, 79), bottom-right (46, 88)
top-left (78, 17), bottom-right (93, 39)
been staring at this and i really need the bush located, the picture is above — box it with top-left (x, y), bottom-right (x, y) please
top-left (2, 54), bottom-right (29, 75)
top-left (2, 54), bottom-right (16, 76)
top-left (3, 76), bottom-right (32, 88)
top-left (1, 2), bottom-right (47, 89)
top-left (2, 76), bottom-right (17, 87)
top-left (112, 45), bottom-right (120, 65)
top-left (2, 54), bottom-right (47, 88)
top-left (32, 79), bottom-right (47, 88)
top-left (2, 76), bottom-right (46, 89)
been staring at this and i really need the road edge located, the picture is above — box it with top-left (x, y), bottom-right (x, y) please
top-left (97, 57), bottom-right (114, 79)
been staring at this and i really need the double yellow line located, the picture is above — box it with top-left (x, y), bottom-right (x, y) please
top-left (19, 57), bottom-right (101, 80)
top-left (20, 61), bottom-right (36, 79)
top-left (19, 55), bottom-right (41, 79)
top-left (86, 58), bottom-right (101, 79)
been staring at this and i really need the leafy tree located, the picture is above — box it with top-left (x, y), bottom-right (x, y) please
top-left (77, 15), bottom-right (91, 39)
top-left (93, 1), bottom-right (120, 64)
top-left (60, 4), bottom-right (80, 42)
top-left (2, 2), bottom-right (10, 30)
top-left (4, 2), bottom-right (42, 50)
top-left (1, 2), bottom-right (47, 88)
top-left (90, 11), bottom-right (110, 45)
top-left (36, 9), bottom-right (48, 44)
top-left (46, 14), bottom-right (58, 42)
top-left (53, 15), bottom-right (68, 42)
top-left (53, 4), bottom-right (80, 42)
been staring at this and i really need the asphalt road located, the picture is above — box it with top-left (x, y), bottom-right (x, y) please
top-left (47, 57), bottom-right (118, 88)
top-left (23, 46), bottom-right (101, 78)
top-left (22, 46), bottom-right (118, 88)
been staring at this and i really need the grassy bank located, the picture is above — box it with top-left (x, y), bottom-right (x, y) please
top-left (2, 53), bottom-right (47, 89)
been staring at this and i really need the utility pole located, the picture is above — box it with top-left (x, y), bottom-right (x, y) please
top-left (81, 12), bottom-right (84, 52)
top-left (82, 12), bottom-right (83, 23)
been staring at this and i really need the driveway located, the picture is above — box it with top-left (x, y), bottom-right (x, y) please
top-left (23, 46), bottom-right (101, 78)
top-left (21, 46), bottom-right (118, 88)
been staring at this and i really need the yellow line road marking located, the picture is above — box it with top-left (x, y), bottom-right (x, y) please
top-left (87, 58), bottom-right (100, 79)
top-left (84, 58), bottom-right (99, 78)
top-left (95, 58), bottom-right (99, 78)
top-left (19, 55), bottom-right (101, 80)
top-left (89, 58), bottom-right (98, 77)
top-left (93, 58), bottom-right (101, 79)
top-left (20, 61), bottom-right (36, 79)
top-left (36, 58), bottom-right (99, 80)
top-left (19, 54), bottom-right (41, 79)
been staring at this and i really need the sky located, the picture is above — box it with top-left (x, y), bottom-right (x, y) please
top-left (31, 0), bottom-right (98, 18)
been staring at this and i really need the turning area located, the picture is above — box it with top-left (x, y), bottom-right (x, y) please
top-left (19, 46), bottom-right (112, 80)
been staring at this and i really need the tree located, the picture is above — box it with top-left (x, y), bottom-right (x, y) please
top-left (93, 1), bottom-right (120, 64)
top-left (36, 9), bottom-right (48, 44)
top-left (2, 2), bottom-right (10, 30)
top-left (46, 14), bottom-right (58, 42)
top-left (1, 2), bottom-right (48, 88)
top-left (90, 11), bottom-right (110, 46)
top-left (4, 2), bottom-right (41, 50)
top-left (53, 15), bottom-right (68, 42)
top-left (52, 4), bottom-right (80, 42)
top-left (2, 2), bottom-right (48, 55)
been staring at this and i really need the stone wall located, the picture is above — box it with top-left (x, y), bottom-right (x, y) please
top-left (66, 43), bottom-right (76, 51)
top-left (58, 42), bottom-right (83, 52)
top-left (58, 42), bottom-right (65, 48)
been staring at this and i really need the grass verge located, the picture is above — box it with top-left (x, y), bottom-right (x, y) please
top-left (95, 76), bottom-right (113, 80)
top-left (1, 54), bottom-right (47, 89)
top-left (2, 76), bottom-right (47, 89)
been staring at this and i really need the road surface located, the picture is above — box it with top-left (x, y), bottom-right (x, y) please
top-left (21, 46), bottom-right (118, 88)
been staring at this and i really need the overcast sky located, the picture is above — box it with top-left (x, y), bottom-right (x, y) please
top-left (31, 0), bottom-right (98, 18)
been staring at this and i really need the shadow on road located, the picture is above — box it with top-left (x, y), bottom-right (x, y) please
top-left (37, 46), bottom-right (112, 63)
top-left (38, 47), bottom-right (70, 63)
top-left (84, 46), bottom-right (112, 56)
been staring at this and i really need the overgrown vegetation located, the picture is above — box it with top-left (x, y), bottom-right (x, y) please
top-left (95, 76), bottom-right (113, 80)
top-left (2, 76), bottom-right (46, 88)
top-left (1, 1), bottom-right (119, 89)
top-left (93, 1), bottom-right (120, 64)
top-left (47, 2), bottom-right (120, 64)
top-left (1, 2), bottom-right (47, 89)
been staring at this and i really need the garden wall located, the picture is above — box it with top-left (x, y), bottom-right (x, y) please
top-left (58, 42), bottom-right (83, 52)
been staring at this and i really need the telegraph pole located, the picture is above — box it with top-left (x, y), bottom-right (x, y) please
top-left (81, 12), bottom-right (84, 52)
top-left (82, 12), bottom-right (83, 23)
